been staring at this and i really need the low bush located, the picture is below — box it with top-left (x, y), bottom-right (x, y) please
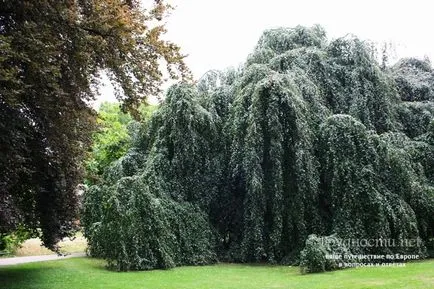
top-left (299, 234), bottom-right (352, 273)
top-left (0, 226), bottom-right (30, 255)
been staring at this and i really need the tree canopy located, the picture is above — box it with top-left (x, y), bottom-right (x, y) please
top-left (0, 0), bottom-right (188, 250)
top-left (82, 25), bottom-right (433, 271)
top-left (84, 102), bottom-right (157, 185)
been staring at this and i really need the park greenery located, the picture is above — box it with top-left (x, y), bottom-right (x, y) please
top-left (1, 2), bottom-right (433, 288)
top-left (1, 257), bottom-right (434, 289)
top-left (0, 0), bottom-right (188, 250)
top-left (82, 25), bottom-right (434, 272)
top-left (84, 102), bottom-right (156, 185)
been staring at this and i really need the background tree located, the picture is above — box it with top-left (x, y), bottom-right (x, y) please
top-left (392, 58), bottom-right (434, 138)
top-left (85, 102), bottom-right (157, 185)
top-left (0, 0), bottom-right (189, 250)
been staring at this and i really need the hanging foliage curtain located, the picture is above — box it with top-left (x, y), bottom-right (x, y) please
top-left (83, 25), bottom-right (434, 271)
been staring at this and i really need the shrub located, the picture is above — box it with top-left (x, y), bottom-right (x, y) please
top-left (300, 234), bottom-right (351, 273)
top-left (0, 226), bottom-right (30, 255)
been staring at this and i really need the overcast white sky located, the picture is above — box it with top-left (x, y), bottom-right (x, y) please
top-left (96, 0), bottom-right (434, 107)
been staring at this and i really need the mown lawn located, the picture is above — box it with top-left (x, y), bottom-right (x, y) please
top-left (0, 258), bottom-right (433, 289)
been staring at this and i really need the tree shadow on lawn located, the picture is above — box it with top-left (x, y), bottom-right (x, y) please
top-left (0, 266), bottom-right (49, 288)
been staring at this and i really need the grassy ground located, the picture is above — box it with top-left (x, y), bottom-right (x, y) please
top-left (0, 258), bottom-right (433, 289)
top-left (6, 233), bottom-right (87, 257)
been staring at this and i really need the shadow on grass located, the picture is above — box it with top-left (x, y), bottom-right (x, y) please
top-left (83, 258), bottom-right (113, 272)
top-left (0, 266), bottom-right (48, 287)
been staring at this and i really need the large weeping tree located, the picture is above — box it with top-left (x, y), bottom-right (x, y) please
top-left (225, 70), bottom-right (324, 262)
top-left (0, 0), bottom-right (189, 250)
top-left (83, 25), bottom-right (434, 271)
top-left (82, 84), bottom-right (218, 270)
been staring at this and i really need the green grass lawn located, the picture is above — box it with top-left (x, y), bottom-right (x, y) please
top-left (0, 258), bottom-right (433, 289)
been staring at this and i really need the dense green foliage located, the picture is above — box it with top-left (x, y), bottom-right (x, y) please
top-left (0, 225), bottom-right (30, 255)
top-left (1, 258), bottom-right (434, 289)
top-left (83, 177), bottom-right (215, 271)
top-left (85, 102), bottom-right (157, 185)
top-left (83, 25), bottom-right (434, 271)
top-left (299, 234), bottom-right (352, 273)
top-left (85, 103), bottom-right (133, 184)
top-left (0, 0), bottom-right (188, 249)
